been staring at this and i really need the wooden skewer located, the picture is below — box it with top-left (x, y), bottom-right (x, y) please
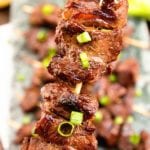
top-left (133, 105), bottom-right (150, 117)
top-left (99, 0), bottom-right (103, 6)
top-left (8, 120), bottom-right (21, 130)
top-left (20, 55), bottom-right (43, 69)
top-left (22, 5), bottom-right (34, 14)
top-left (74, 82), bottom-right (83, 95)
top-left (124, 37), bottom-right (150, 49)
top-left (15, 93), bottom-right (23, 102)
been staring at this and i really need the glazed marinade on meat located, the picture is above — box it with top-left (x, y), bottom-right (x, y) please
top-left (21, 137), bottom-right (77, 150)
top-left (35, 113), bottom-right (97, 150)
top-left (48, 0), bottom-right (128, 84)
top-left (40, 82), bottom-right (98, 119)
top-left (21, 0), bottom-right (129, 150)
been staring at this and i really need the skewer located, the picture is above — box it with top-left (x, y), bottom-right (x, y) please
top-left (133, 105), bottom-right (150, 117)
top-left (99, 0), bottom-right (103, 7)
top-left (124, 37), bottom-right (150, 49)
top-left (15, 93), bottom-right (23, 102)
top-left (22, 5), bottom-right (33, 14)
top-left (74, 82), bottom-right (83, 95)
top-left (8, 120), bottom-right (21, 130)
top-left (20, 55), bottom-right (43, 69)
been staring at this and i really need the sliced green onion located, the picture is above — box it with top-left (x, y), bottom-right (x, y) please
top-left (70, 111), bottom-right (83, 125)
top-left (99, 96), bottom-right (110, 106)
top-left (126, 116), bottom-right (134, 124)
top-left (77, 31), bottom-right (92, 44)
top-left (118, 53), bottom-right (123, 60)
top-left (41, 4), bottom-right (54, 16)
top-left (57, 121), bottom-right (74, 137)
top-left (135, 89), bottom-right (143, 97)
top-left (36, 30), bottom-right (48, 42)
top-left (80, 52), bottom-right (90, 69)
top-left (94, 111), bottom-right (103, 123)
top-left (16, 73), bottom-right (25, 82)
top-left (31, 127), bottom-right (39, 138)
top-left (22, 115), bottom-right (31, 125)
top-left (114, 116), bottom-right (124, 125)
top-left (108, 74), bottom-right (117, 83)
top-left (129, 133), bottom-right (141, 145)
top-left (42, 48), bottom-right (56, 67)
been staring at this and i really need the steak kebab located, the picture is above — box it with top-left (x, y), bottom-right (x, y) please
top-left (19, 0), bottom-right (150, 150)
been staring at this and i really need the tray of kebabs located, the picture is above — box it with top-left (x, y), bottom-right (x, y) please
top-left (7, 0), bottom-right (150, 149)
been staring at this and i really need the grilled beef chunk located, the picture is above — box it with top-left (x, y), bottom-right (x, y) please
top-left (118, 123), bottom-right (136, 150)
top-left (29, 3), bottom-right (61, 27)
top-left (41, 82), bottom-right (98, 119)
top-left (63, 0), bottom-right (128, 29)
top-left (48, 0), bottom-right (128, 84)
top-left (95, 109), bottom-right (121, 146)
top-left (114, 58), bottom-right (139, 87)
top-left (35, 113), bottom-right (97, 150)
top-left (14, 122), bottom-right (35, 144)
top-left (31, 67), bottom-right (55, 87)
top-left (25, 28), bottom-right (56, 59)
top-left (49, 56), bottom-right (106, 84)
top-left (20, 86), bottom-right (40, 112)
top-left (21, 137), bottom-right (77, 150)
top-left (138, 131), bottom-right (150, 150)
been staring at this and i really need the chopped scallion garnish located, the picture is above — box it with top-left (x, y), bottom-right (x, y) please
top-left (17, 73), bottom-right (25, 82)
top-left (126, 116), bottom-right (134, 123)
top-left (31, 127), bottom-right (39, 138)
top-left (129, 133), bottom-right (141, 145)
top-left (22, 115), bottom-right (31, 125)
top-left (94, 111), bottom-right (103, 123)
top-left (99, 96), bottom-right (110, 106)
top-left (70, 111), bottom-right (83, 125)
top-left (114, 116), bottom-right (124, 125)
top-left (42, 48), bottom-right (56, 67)
top-left (135, 89), bottom-right (143, 97)
top-left (77, 31), bottom-right (92, 44)
top-left (41, 4), bottom-right (54, 16)
top-left (80, 52), bottom-right (90, 69)
top-left (36, 29), bottom-right (48, 42)
top-left (57, 121), bottom-right (74, 137)
top-left (108, 74), bottom-right (117, 83)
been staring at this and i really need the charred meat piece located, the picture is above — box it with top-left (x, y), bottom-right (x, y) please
top-left (48, 0), bottom-right (128, 84)
top-left (34, 108), bottom-right (42, 120)
top-left (63, 0), bottom-right (128, 29)
top-left (35, 113), bottom-right (97, 150)
top-left (114, 58), bottom-right (139, 87)
top-left (56, 26), bottom-right (123, 64)
top-left (138, 130), bottom-right (150, 150)
top-left (29, 3), bottom-right (61, 27)
top-left (14, 122), bottom-right (35, 144)
top-left (95, 109), bottom-right (121, 146)
top-left (41, 82), bottom-right (98, 119)
top-left (31, 67), bottom-right (55, 87)
top-left (25, 28), bottom-right (56, 59)
top-left (118, 125), bottom-right (150, 150)
top-left (20, 86), bottom-right (40, 112)
top-left (21, 137), bottom-right (77, 150)
top-left (49, 56), bottom-right (106, 84)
